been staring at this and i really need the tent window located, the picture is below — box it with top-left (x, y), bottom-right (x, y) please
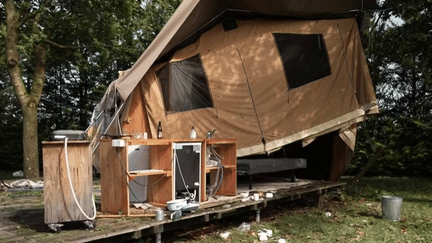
top-left (274, 33), bottom-right (331, 89)
top-left (157, 54), bottom-right (213, 113)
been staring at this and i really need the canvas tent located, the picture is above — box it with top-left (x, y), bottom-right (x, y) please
top-left (88, 0), bottom-right (380, 181)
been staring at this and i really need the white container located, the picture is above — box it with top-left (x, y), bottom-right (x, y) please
top-left (166, 199), bottom-right (187, 211)
top-left (190, 126), bottom-right (197, 139)
top-left (112, 139), bottom-right (125, 147)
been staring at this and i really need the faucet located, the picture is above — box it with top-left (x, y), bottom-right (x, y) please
top-left (207, 129), bottom-right (216, 139)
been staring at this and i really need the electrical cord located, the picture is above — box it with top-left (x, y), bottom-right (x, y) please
top-left (64, 137), bottom-right (97, 220)
top-left (209, 146), bottom-right (224, 198)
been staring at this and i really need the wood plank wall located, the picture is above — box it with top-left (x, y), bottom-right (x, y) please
top-left (122, 82), bottom-right (152, 137)
top-left (100, 140), bottom-right (129, 215)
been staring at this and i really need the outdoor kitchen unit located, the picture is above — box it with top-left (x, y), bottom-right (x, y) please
top-left (42, 130), bottom-right (96, 232)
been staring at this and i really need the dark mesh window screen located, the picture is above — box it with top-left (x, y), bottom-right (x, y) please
top-left (157, 55), bottom-right (213, 113)
top-left (274, 33), bottom-right (331, 89)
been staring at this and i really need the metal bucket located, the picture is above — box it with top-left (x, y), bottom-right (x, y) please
top-left (381, 196), bottom-right (403, 221)
top-left (155, 209), bottom-right (164, 221)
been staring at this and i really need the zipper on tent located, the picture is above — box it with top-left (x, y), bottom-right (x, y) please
top-left (236, 48), bottom-right (266, 145)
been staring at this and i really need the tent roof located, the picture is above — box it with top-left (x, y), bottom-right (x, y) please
top-left (114, 0), bottom-right (379, 100)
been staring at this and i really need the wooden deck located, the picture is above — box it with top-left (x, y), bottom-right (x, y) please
top-left (0, 179), bottom-right (345, 243)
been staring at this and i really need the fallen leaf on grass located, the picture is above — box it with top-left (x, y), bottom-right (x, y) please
top-left (400, 226), bottom-right (409, 235)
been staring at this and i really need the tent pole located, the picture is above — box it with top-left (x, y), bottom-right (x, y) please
top-left (102, 102), bottom-right (125, 137)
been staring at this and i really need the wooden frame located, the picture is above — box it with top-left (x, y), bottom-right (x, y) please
top-left (100, 138), bottom-right (236, 217)
top-left (202, 139), bottom-right (237, 201)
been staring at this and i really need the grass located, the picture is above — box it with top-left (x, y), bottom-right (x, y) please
top-left (167, 177), bottom-right (432, 242)
top-left (0, 190), bottom-right (44, 209)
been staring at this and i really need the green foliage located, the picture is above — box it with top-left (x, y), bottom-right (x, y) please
top-left (0, 84), bottom-right (23, 171)
top-left (0, 0), bottom-right (181, 170)
top-left (37, 0), bottom-right (181, 131)
top-left (350, 115), bottom-right (432, 176)
top-left (351, 0), bottom-right (432, 177)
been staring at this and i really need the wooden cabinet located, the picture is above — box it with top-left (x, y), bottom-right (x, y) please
top-left (100, 138), bottom-right (236, 216)
top-left (43, 141), bottom-right (93, 224)
top-left (202, 139), bottom-right (237, 201)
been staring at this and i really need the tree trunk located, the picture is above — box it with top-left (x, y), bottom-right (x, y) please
top-left (5, 0), bottom-right (46, 178)
top-left (22, 104), bottom-right (40, 178)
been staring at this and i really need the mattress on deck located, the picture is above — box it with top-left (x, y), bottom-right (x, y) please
top-left (237, 158), bottom-right (306, 175)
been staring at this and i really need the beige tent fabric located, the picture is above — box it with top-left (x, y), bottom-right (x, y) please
top-left (115, 0), bottom-right (204, 100)
top-left (339, 124), bottom-right (358, 151)
top-left (87, 0), bottom-right (380, 175)
top-left (140, 18), bottom-right (378, 157)
top-left (329, 128), bottom-right (356, 181)
top-left (111, 0), bottom-right (378, 101)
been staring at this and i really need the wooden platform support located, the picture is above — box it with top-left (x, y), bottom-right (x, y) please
top-left (314, 193), bottom-right (326, 209)
top-left (0, 179), bottom-right (345, 242)
top-left (85, 181), bottom-right (345, 242)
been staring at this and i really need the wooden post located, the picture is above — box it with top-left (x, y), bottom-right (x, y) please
top-left (352, 148), bottom-right (384, 183)
top-left (314, 193), bottom-right (325, 209)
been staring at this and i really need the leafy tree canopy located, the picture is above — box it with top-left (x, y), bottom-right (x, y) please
top-left (0, 0), bottom-right (181, 174)
top-left (350, 0), bottom-right (432, 176)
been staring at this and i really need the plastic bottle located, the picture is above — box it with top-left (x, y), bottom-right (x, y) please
top-left (190, 126), bottom-right (196, 139)
top-left (157, 121), bottom-right (162, 139)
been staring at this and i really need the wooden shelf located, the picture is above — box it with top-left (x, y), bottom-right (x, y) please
top-left (205, 165), bottom-right (236, 173)
top-left (42, 140), bottom-right (91, 145)
top-left (205, 138), bottom-right (236, 145)
top-left (126, 139), bottom-right (171, 146)
top-left (128, 170), bottom-right (172, 179)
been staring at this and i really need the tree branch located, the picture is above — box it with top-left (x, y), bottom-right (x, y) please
top-left (19, 0), bottom-right (53, 28)
top-left (44, 39), bottom-right (76, 50)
